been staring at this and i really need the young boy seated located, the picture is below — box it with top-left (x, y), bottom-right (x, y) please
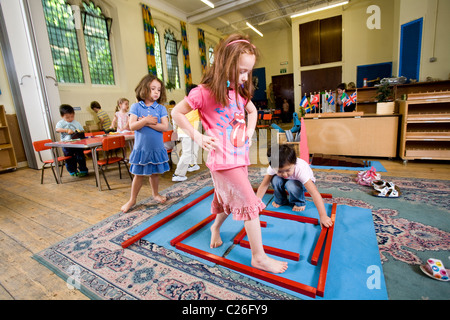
top-left (90, 101), bottom-right (113, 133)
top-left (55, 104), bottom-right (89, 177)
top-left (256, 144), bottom-right (333, 228)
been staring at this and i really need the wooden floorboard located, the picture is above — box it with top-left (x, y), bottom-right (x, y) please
top-left (0, 155), bottom-right (448, 300)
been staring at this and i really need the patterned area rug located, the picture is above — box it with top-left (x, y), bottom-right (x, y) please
top-left (33, 168), bottom-right (450, 300)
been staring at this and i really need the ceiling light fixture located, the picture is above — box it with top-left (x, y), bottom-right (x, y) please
top-left (201, 0), bottom-right (215, 9)
top-left (290, 0), bottom-right (349, 19)
top-left (246, 22), bottom-right (263, 37)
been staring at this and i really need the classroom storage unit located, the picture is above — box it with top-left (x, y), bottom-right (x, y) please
top-left (399, 91), bottom-right (450, 162)
top-left (0, 105), bottom-right (18, 172)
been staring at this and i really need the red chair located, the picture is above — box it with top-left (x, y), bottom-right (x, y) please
top-left (32, 139), bottom-right (72, 184)
top-left (256, 113), bottom-right (272, 129)
top-left (84, 131), bottom-right (105, 156)
top-left (272, 109), bottom-right (282, 123)
top-left (163, 130), bottom-right (176, 168)
top-left (96, 135), bottom-right (132, 190)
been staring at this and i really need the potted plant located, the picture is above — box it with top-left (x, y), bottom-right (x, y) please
top-left (166, 80), bottom-right (176, 92)
top-left (375, 83), bottom-right (395, 114)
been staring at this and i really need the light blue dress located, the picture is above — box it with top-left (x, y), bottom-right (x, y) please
top-left (129, 101), bottom-right (170, 175)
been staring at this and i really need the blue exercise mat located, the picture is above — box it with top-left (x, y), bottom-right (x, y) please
top-left (310, 160), bottom-right (386, 172)
top-left (128, 187), bottom-right (387, 300)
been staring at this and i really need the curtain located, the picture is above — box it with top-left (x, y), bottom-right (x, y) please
top-left (180, 21), bottom-right (192, 92)
top-left (198, 28), bottom-right (207, 74)
top-left (141, 4), bottom-right (157, 75)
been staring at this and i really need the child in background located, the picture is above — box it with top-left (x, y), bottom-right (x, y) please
top-left (121, 74), bottom-right (169, 213)
top-left (90, 101), bottom-right (113, 133)
top-left (172, 34), bottom-right (288, 274)
top-left (55, 104), bottom-right (89, 177)
top-left (110, 98), bottom-right (130, 132)
top-left (256, 144), bottom-right (333, 228)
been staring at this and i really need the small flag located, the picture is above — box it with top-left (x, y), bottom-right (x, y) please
top-left (310, 93), bottom-right (320, 105)
top-left (304, 102), bottom-right (314, 113)
top-left (300, 95), bottom-right (308, 109)
top-left (346, 92), bottom-right (357, 106)
top-left (327, 94), bottom-right (335, 106)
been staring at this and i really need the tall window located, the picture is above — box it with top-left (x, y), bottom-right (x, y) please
top-left (82, 2), bottom-right (114, 85)
top-left (164, 30), bottom-right (180, 89)
top-left (208, 46), bottom-right (214, 66)
top-left (42, 0), bottom-right (84, 83)
top-left (41, 0), bottom-right (115, 85)
top-left (154, 28), bottom-right (164, 81)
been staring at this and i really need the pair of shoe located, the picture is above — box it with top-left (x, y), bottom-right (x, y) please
top-left (371, 180), bottom-right (401, 198)
top-left (355, 167), bottom-right (380, 186)
top-left (69, 170), bottom-right (89, 177)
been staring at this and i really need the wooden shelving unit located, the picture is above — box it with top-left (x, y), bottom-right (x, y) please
top-left (399, 91), bottom-right (450, 162)
top-left (0, 105), bottom-right (18, 172)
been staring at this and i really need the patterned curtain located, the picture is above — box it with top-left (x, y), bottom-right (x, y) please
top-left (198, 28), bottom-right (207, 74)
top-left (180, 21), bottom-right (192, 92)
top-left (141, 4), bottom-right (157, 75)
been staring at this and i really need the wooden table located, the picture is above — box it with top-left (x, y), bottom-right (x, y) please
top-left (45, 132), bottom-right (134, 191)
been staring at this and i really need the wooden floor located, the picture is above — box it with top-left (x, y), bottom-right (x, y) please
top-left (0, 152), bottom-right (449, 300)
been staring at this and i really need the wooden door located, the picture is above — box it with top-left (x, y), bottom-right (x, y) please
top-left (272, 73), bottom-right (294, 112)
top-left (300, 66), bottom-right (342, 95)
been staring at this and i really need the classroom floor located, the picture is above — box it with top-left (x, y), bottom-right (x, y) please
top-left (0, 132), bottom-right (449, 299)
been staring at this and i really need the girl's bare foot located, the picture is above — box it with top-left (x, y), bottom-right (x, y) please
top-left (251, 255), bottom-right (288, 274)
top-left (210, 225), bottom-right (223, 248)
top-left (121, 200), bottom-right (135, 213)
top-left (154, 194), bottom-right (167, 203)
top-left (293, 205), bottom-right (305, 212)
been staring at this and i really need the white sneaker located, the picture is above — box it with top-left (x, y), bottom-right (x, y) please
top-left (172, 174), bottom-right (187, 182)
top-left (187, 164), bottom-right (200, 172)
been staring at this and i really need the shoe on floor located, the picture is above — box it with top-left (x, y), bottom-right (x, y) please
top-left (69, 171), bottom-right (79, 177)
top-left (172, 174), bottom-right (187, 182)
top-left (78, 171), bottom-right (89, 177)
top-left (187, 164), bottom-right (200, 172)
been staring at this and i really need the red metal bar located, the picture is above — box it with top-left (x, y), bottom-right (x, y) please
top-left (175, 242), bottom-right (316, 298)
top-left (316, 203), bottom-right (337, 297)
top-left (233, 227), bottom-right (247, 244)
top-left (121, 188), bottom-right (215, 248)
top-left (261, 210), bottom-right (319, 225)
top-left (170, 214), bottom-right (216, 246)
top-left (253, 188), bottom-right (332, 199)
top-left (239, 240), bottom-right (300, 261)
top-left (311, 227), bottom-right (328, 266)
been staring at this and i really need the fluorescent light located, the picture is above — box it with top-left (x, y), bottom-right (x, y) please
top-left (201, 0), bottom-right (215, 9)
top-left (246, 22), bottom-right (263, 37)
top-left (290, 1), bottom-right (349, 18)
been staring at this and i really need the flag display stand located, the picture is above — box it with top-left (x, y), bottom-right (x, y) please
top-left (121, 188), bottom-right (337, 299)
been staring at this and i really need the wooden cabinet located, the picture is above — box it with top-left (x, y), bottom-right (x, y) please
top-left (304, 114), bottom-right (399, 157)
top-left (0, 105), bottom-right (18, 172)
top-left (399, 91), bottom-right (450, 161)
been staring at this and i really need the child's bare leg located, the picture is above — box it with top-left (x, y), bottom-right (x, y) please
top-left (149, 174), bottom-right (166, 203)
top-left (210, 212), bottom-right (229, 248)
top-left (121, 175), bottom-right (144, 212)
top-left (245, 216), bottom-right (288, 274)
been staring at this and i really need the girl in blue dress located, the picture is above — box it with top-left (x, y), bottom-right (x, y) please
top-left (121, 74), bottom-right (170, 213)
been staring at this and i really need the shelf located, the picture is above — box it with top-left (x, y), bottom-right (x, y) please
top-left (407, 114), bottom-right (450, 123)
top-left (0, 105), bottom-right (17, 172)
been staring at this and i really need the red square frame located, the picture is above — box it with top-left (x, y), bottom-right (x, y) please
top-left (121, 188), bottom-right (337, 299)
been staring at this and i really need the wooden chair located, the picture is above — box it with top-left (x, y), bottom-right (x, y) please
top-left (96, 135), bottom-right (132, 190)
top-left (32, 139), bottom-right (72, 184)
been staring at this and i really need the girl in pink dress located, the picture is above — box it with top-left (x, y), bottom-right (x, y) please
top-left (111, 98), bottom-right (130, 132)
top-left (172, 34), bottom-right (288, 274)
